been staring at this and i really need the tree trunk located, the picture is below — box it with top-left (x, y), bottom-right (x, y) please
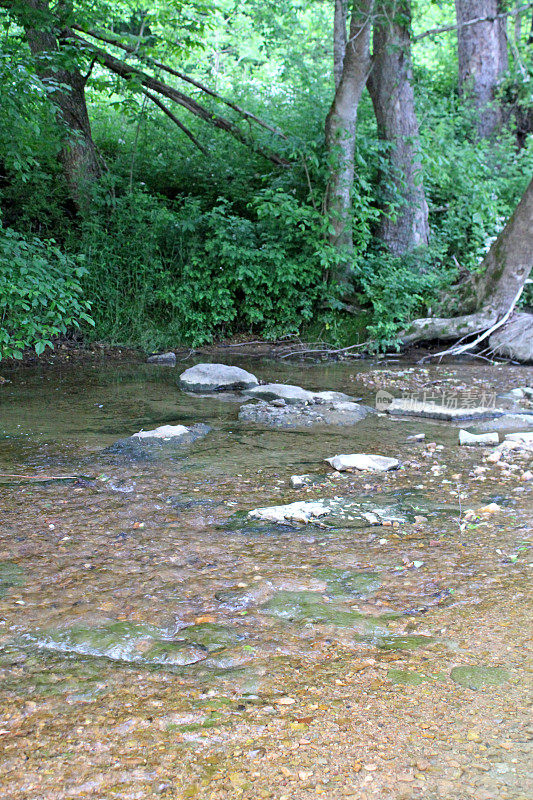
top-left (325, 0), bottom-right (375, 281)
top-left (367, 0), bottom-right (429, 254)
top-left (334, 0), bottom-right (348, 90)
top-left (454, 0), bottom-right (509, 138)
top-left (22, 0), bottom-right (101, 211)
top-left (401, 177), bottom-right (533, 344)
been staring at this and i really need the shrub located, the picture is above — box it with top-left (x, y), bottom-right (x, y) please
top-left (0, 227), bottom-right (94, 360)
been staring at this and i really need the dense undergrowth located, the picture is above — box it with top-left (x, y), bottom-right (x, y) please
top-left (0, 3), bottom-right (532, 360)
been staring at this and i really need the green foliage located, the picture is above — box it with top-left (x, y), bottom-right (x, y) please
top-left (0, 227), bottom-right (94, 360)
top-left (353, 247), bottom-right (455, 350)
top-left (79, 189), bottom-right (332, 348)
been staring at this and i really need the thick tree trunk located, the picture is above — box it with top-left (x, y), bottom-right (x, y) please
top-left (325, 0), bottom-right (375, 280)
top-left (454, 0), bottom-right (509, 138)
top-left (334, 0), bottom-right (348, 89)
top-left (401, 177), bottom-right (533, 344)
top-left (21, 0), bottom-right (101, 211)
top-left (367, 0), bottom-right (429, 254)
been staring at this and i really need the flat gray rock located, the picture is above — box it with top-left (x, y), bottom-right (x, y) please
top-left (238, 399), bottom-right (371, 427)
top-left (244, 384), bottom-right (356, 405)
top-left (489, 312), bottom-right (533, 363)
top-left (244, 383), bottom-right (316, 404)
top-left (147, 351), bottom-right (176, 365)
top-left (179, 363), bottom-right (258, 392)
top-left (326, 454), bottom-right (400, 472)
top-left (459, 430), bottom-right (499, 446)
top-left (387, 398), bottom-right (505, 421)
top-left (473, 413), bottom-right (533, 431)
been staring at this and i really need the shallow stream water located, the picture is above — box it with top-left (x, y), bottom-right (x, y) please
top-left (0, 356), bottom-right (531, 799)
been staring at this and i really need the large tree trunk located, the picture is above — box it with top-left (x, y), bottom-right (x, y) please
top-left (367, 0), bottom-right (429, 254)
top-left (455, 0), bottom-right (509, 138)
top-left (334, 0), bottom-right (348, 90)
top-left (401, 177), bottom-right (533, 345)
top-left (325, 0), bottom-right (375, 281)
top-left (21, 0), bottom-right (101, 211)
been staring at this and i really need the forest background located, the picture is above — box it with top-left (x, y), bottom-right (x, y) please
top-left (0, 0), bottom-right (532, 360)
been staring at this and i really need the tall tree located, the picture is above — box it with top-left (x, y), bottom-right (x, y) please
top-left (455, 0), bottom-right (509, 138)
top-left (12, 0), bottom-right (102, 211)
top-left (325, 0), bottom-right (375, 281)
top-left (367, 0), bottom-right (429, 254)
top-left (334, 0), bottom-right (348, 89)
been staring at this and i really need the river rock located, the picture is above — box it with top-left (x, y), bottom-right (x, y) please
top-left (244, 383), bottom-right (316, 404)
top-left (147, 351), bottom-right (176, 365)
top-left (105, 423), bottom-right (210, 460)
top-left (326, 454), bottom-right (400, 472)
top-left (489, 311), bottom-right (533, 363)
top-left (473, 413), bottom-right (533, 431)
top-left (459, 430), bottom-right (499, 446)
top-left (387, 398), bottom-right (504, 421)
top-left (179, 363), bottom-right (258, 392)
top-left (505, 430), bottom-right (533, 444)
top-left (238, 399), bottom-right (371, 427)
top-left (248, 500), bottom-right (331, 524)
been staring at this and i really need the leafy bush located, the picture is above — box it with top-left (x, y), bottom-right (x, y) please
top-left (79, 189), bottom-right (334, 348)
top-left (0, 227), bottom-right (94, 360)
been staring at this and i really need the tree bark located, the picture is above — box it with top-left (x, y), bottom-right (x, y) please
top-left (19, 0), bottom-right (101, 211)
top-left (454, 0), bottom-right (509, 138)
top-left (401, 177), bottom-right (533, 344)
top-left (334, 0), bottom-right (348, 89)
top-left (325, 0), bottom-right (375, 280)
top-left (367, 0), bottom-right (429, 254)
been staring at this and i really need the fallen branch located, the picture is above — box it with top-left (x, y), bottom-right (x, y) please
top-left (68, 32), bottom-right (290, 167)
top-left (72, 25), bottom-right (286, 139)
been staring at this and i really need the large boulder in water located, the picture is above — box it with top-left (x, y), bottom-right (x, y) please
top-left (104, 423), bottom-right (210, 460)
top-left (179, 363), bottom-right (259, 392)
top-left (489, 312), bottom-right (533, 363)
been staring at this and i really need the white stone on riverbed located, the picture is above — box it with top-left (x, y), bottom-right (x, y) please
top-left (290, 474), bottom-right (313, 488)
top-left (505, 431), bottom-right (533, 444)
top-left (248, 501), bottom-right (331, 524)
top-left (459, 430), bottom-right (499, 446)
top-left (132, 425), bottom-right (190, 439)
top-left (325, 454), bottom-right (400, 472)
top-left (179, 363), bottom-right (258, 392)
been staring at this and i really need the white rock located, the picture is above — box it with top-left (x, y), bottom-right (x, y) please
top-left (459, 430), bottom-right (499, 446)
top-left (290, 474), bottom-right (312, 488)
top-left (504, 431), bottom-right (533, 445)
top-left (248, 501), bottom-right (331, 524)
top-left (132, 425), bottom-right (190, 439)
top-left (325, 454), bottom-right (400, 472)
top-left (179, 363), bottom-right (258, 392)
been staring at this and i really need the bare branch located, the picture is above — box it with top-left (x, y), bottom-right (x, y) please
top-left (414, 2), bottom-right (533, 43)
